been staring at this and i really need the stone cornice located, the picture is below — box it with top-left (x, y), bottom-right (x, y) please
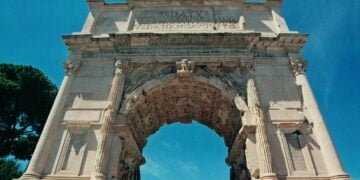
top-left (87, 1), bottom-right (282, 12)
top-left (63, 33), bottom-right (308, 51)
top-left (87, 0), bottom-right (282, 9)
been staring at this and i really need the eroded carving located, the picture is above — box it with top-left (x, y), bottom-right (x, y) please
top-left (196, 65), bottom-right (246, 96)
top-left (290, 58), bottom-right (307, 75)
top-left (124, 65), bottom-right (176, 94)
top-left (115, 60), bottom-right (124, 75)
top-left (63, 60), bottom-right (82, 75)
top-left (234, 95), bottom-right (248, 113)
top-left (176, 59), bottom-right (194, 78)
top-left (117, 146), bottom-right (143, 180)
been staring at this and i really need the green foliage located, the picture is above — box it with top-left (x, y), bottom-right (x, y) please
top-left (0, 64), bottom-right (58, 160)
top-left (0, 159), bottom-right (22, 180)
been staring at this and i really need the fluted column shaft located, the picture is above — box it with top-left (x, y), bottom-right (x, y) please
top-left (247, 77), bottom-right (277, 179)
top-left (295, 72), bottom-right (348, 179)
top-left (21, 60), bottom-right (81, 179)
top-left (91, 61), bottom-right (126, 179)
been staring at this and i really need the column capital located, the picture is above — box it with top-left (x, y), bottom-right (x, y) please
top-left (64, 60), bottom-right (82, 76)
top-left (104, 105), bottom-right (117, 122)
top-left (290, 58), bottom-right (307, 75)
top-left (114, 60), bottom-right (124, 75)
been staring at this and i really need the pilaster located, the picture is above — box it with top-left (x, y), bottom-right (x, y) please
top-left (247, 69), bottom-right (277, 180)
top-left (91, 60), bottom-right (126, 180)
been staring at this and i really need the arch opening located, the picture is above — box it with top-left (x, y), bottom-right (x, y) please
top-left (123, 78), bottom-right (242, 149)
top-left (140, 121), bottom-right (230, 180)
top-left (118, 77), bottom-right (248, 179)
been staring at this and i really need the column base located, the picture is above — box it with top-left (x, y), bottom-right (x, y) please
top-left (19, 172), bottom-right (41, 180)
top-left (90, 172), bottom-right (107, 180)
top-left (331, 174), bottom-right (350, 180)
top-left (261, 173), bottom-right (278, 180)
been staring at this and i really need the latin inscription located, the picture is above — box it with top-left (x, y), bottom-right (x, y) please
top-left (132, 9), bottom-right (243, 31)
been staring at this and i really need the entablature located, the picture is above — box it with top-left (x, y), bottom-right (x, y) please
top-left (63, 33), bottom-right (308, 53)
top-left (87, 0), bottom-right (282, 9)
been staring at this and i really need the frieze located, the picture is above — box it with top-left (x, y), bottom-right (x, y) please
top-left (117, 48), bottom-right (250, 57)
top-left (63, 33), bottom-right (308, 51)
top-left (145, 35), bottom-right (251, 47)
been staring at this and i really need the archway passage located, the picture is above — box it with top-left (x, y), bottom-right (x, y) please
top-left (141, 121), bottom-right (230, 180)
top-left (124, 78), bottom-right (243, 150)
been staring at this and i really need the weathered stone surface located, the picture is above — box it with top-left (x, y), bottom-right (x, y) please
top-left (21, 0), bottom-right (349, 180)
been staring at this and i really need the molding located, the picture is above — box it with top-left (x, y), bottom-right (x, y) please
top-left (126, 0), bottom-right (282, 9)
top-left (63, 33), bottom-right (308, 51)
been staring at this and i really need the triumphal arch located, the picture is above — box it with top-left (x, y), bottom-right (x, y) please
top-left (21, 0), bottom-right (349, 179)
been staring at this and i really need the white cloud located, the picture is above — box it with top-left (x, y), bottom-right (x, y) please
top-left (178, 161), bottom-right (200, 173)
top-left (141, 158), bottom-right (168, 179)
top-left (174, 160), bottom-right (200, 179)
top-left (141, 156), bottom-right (201, 179)
top-left (161, 141), bottom-right (183, 153)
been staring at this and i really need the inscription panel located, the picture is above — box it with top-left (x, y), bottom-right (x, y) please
top-left (131, 7), bottom-right (244, 32)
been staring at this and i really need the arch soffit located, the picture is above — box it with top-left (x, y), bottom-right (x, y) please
top-left (119, 73), bottom-right (241, 115)
top-left (117, 74), bottom-right (246, 148)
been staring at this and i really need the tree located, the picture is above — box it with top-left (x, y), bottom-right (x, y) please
top-left (0, 158), bottom-right (22, 180)
top-left (0, 64), bottom-right (57, 160)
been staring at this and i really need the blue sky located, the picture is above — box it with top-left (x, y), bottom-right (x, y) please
top-left (0, 0), bottom-right (359, 179)
top-left (141, 122), bottom-right (229, 180)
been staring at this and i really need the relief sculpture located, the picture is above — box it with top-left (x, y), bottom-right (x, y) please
top-left (176, 59), bottom-right (194, 78)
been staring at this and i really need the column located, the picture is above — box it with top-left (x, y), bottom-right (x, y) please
top-left (21, 60), bottom-right (81, 179)
top-left (229, 158), bottom-right (248, 180)
top-left (91, 60), bottom-right (126, 179)
top-left (230, 164), bottom-right (242, 180)
top-left (117, 142), bottom-right (142, 180)
top-left (291, 59), bottom-right (349, 179)
top-left (247, 72), bottom-right (277, 179)
top-left (118, 157), bottom-right (141, 180)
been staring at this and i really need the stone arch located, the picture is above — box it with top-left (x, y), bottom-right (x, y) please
top-left (116, 74), bottom-right (247, 179)
top-left (120, 74), bottom-right (242, 147)
top-left (120, 74), bottom-right (239, 114)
